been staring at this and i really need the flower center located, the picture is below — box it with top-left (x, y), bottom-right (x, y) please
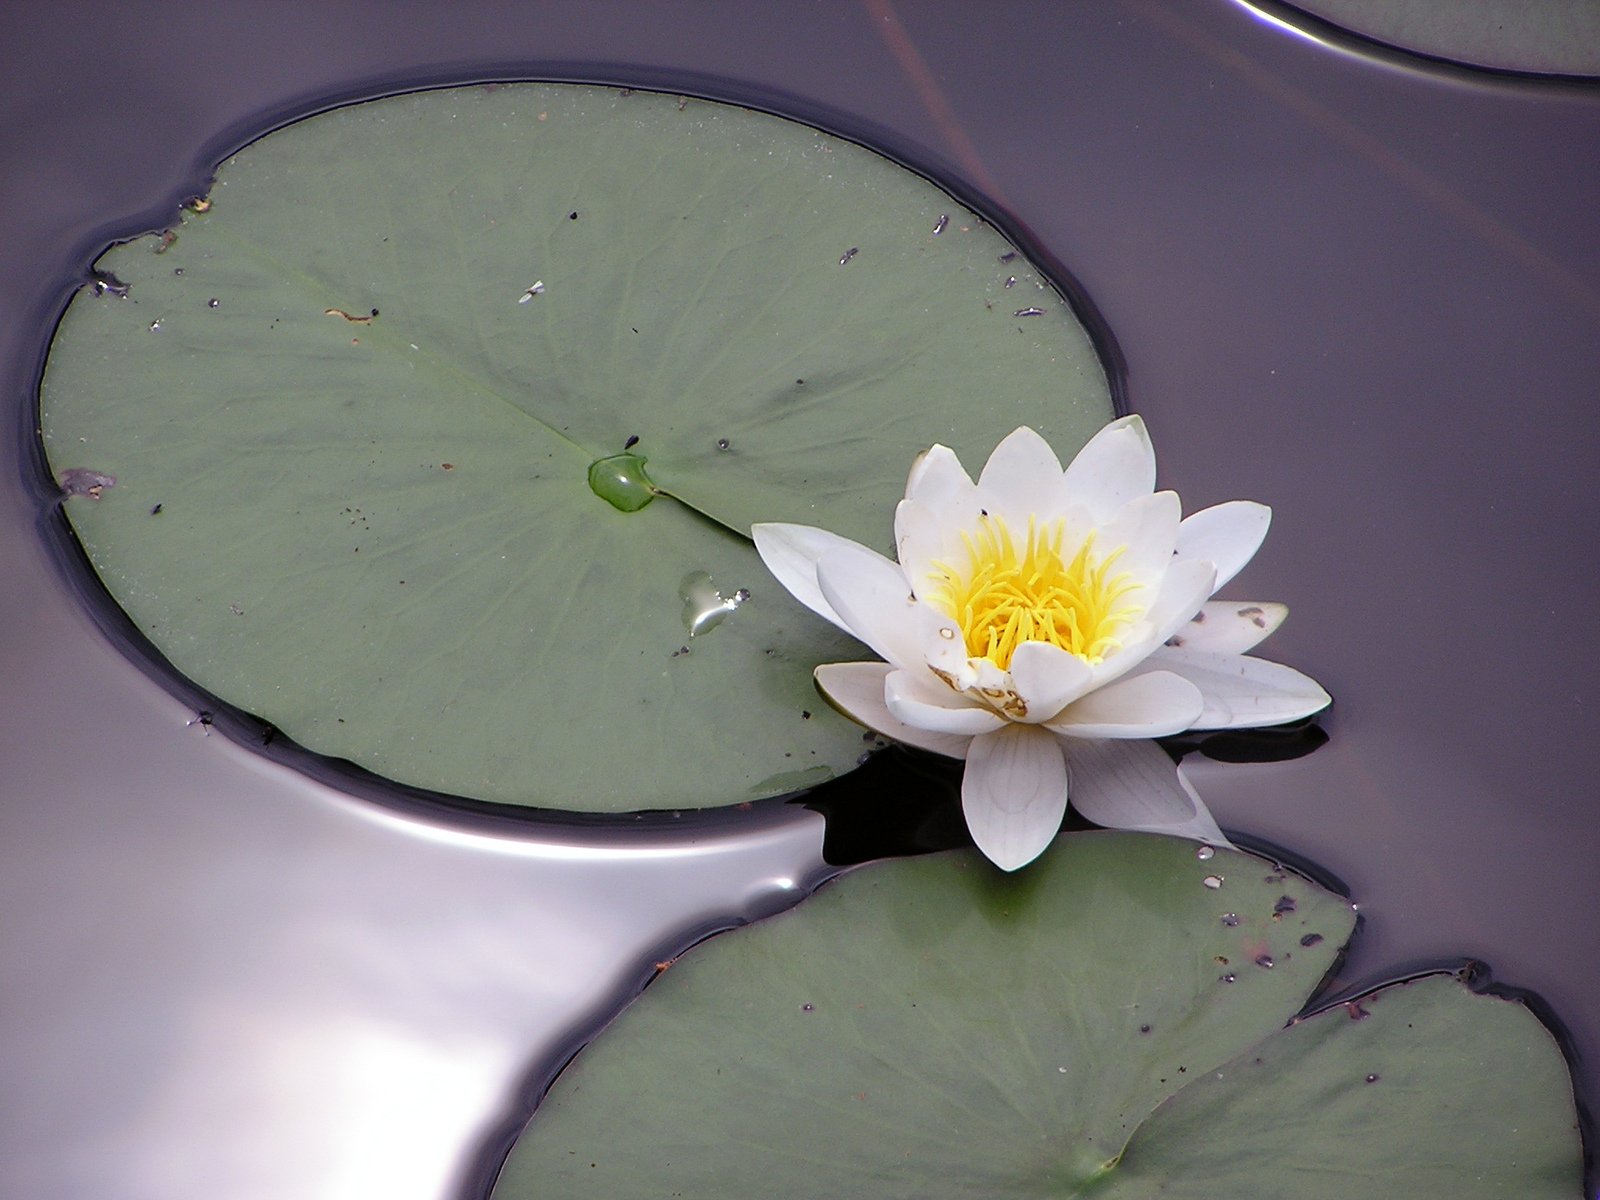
top-left (926, 514), bottom-right (1142, 670)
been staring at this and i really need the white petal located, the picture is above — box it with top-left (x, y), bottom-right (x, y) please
top-left (814, 662), bottom-right (974, 758)
top-left (752, 523), bottom-right (860, 630)
top-left (893, 497), bottom-right (938, 583)
top-left (903, 443), bottom-right (976, 507)
top-left (962, 725), bottom-right (1069, 871)
top-left (1047, 670), bottom-right (1204, 738)
top-left (1165, 601), bottom-right (1288, 654)
top-left (1007, 641), bottom-right (1095, 723)
top-left (911, 602), bottom-right (975, 687)
top-left (1060, 415), bottom-right (1156, 521)
top-left (1060, 738), bottom-right (1232, 847)
top-left (1142, 557), bottom-right (1219, 646)
top-left (968, 656), bottom-right (1012, 695)
top-left (885, 669), bottom-right (1008, 735)
top-left (1144, 646), bottom-right (1331, 729)
top-left (1176, 501), bottom-right (1271, 590)
top-left (894, 496), bottom-right (980, 599)
top-left (976, 426), bottom-right (1068, 526)
top-left (1086, 617), bottom-right (1160, 688)
top-left (1092, 489), bottom-right (1181, 586)
top-left (815, 543), bottom-right (922, 670)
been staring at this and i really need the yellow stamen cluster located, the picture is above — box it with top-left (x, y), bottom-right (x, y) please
top-left (926, 514), bottom-right (1142, 670)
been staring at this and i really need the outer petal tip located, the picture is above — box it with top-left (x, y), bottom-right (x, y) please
top-left (976, 426), bottom-right (1071, 526)
top-left (1060, 738), bottom-right (1232, 848)
top-left (962, 725), bottom-right (1070, 871)
top-left (1060, 412), bottom-right (1158, 518)
top-left (983, 426), bottom-right (1061, 472)
top-left (1143, 647), bottom-right (1331, 730)
top-left (1175, 500), bottom-right (1273, 590)
top-left (751, 522), bottom-right (857, 628)
top-left (904, 443), bottom-right (973, 504)
top-left (814, 662), bottom-right (975, 759)
top-left (1105, 412), bottom-right (1149, 444)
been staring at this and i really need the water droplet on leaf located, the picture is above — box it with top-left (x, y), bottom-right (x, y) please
top-left (680, 570), bottom-right (749, 636)
top-left (587, 452), bottom-right (657, 512)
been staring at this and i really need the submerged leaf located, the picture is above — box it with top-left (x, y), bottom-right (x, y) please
top-left (39, 83), bottom-right (1112, 810)
top-left (493, 833), bottom-right (1579, 1198)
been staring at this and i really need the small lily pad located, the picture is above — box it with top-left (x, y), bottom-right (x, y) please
top-left (493, 833), bottom-right (1580, 1198)
top-left (38, 83), bottom-right (1112, 810)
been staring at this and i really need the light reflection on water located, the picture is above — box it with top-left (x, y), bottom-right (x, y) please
top-left (1, 645), bottom-right (828, 1200)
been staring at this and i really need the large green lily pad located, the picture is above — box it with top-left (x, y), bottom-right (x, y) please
top-left (495, 833), bottom-right (1581, 1197)
top-left (39, 83), bottom-right (1112, 810)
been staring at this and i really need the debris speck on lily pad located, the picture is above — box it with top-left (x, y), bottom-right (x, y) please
top-left (57, 468), bottom-right (116, 499)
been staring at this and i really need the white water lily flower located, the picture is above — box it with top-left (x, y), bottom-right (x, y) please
top-left (753, 417), bottom-right (1329, 872)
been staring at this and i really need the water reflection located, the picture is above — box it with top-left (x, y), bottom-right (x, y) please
top-left (677, 569), bottom-right (749, 639)
top-left (4, 682), bottom-right (829, 1199)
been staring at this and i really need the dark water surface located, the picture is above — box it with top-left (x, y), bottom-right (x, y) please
top-left (2, 3), bottom-right (1597, 1197)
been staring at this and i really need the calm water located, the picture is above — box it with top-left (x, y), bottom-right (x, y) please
top-left (2, 3), bottom-right (1597, 1197)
